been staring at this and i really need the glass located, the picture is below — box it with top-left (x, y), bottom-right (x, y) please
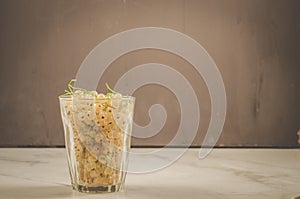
top-left (59, 96), bottom-right (135, 193)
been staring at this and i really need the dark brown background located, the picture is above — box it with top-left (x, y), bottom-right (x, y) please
top-left (0, 0), bottom-right (299, 147)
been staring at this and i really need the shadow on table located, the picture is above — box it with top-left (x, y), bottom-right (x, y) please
top-left (0, 183), bottom-right (233, 199)
top-left (0, 184), bottom-right (218, 199)
top-left (0, 184), bottom-right (75, 199)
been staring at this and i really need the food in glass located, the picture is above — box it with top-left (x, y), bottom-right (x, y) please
top-left (59, 80), bottom-right (135, 193)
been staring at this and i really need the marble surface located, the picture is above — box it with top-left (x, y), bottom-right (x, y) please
top-left (0, 148), bottom-right (299, 199)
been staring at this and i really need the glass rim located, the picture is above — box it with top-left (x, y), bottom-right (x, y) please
top-left (58, 95), bottom-right (135, 102)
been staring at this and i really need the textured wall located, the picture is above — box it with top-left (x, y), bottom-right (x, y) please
top-left (0, 0), bottom-right (299, 147)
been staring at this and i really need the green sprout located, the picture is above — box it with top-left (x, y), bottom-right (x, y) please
top-left (105, 83), bottom-right (117, 94)
top-left (59, 79), bottom-right (76, 97)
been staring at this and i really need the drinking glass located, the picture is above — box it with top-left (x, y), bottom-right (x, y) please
top-left (59, 96), bottom-right (135, 193)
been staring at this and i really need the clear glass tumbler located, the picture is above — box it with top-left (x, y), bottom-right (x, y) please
top-left (59, 96), bottom-right (135, 193)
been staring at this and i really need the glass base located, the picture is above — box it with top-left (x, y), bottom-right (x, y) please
top-left (74, 184), bottom-right (122, 193)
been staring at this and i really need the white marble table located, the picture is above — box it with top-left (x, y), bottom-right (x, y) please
top-left (0, 148), bottom-right (299, 199)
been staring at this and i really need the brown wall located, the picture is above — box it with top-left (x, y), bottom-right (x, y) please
top-left (0, 0), bottom-right (299, 147)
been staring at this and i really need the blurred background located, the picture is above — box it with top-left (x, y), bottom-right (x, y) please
top-left (0, 0), bottom-right (299, 147)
